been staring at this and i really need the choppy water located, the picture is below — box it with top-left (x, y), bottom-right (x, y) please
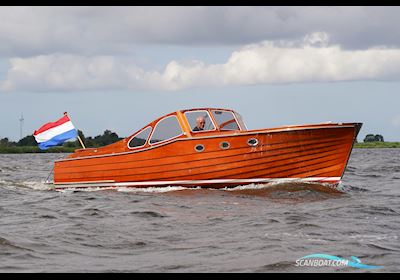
top-left (0, 149), bottom-right (399, 272)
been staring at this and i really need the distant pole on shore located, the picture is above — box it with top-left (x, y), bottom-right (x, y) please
top-left (19, 113), bottom-right (24, 140)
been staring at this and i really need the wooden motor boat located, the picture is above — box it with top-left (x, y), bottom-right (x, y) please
top-left (52, 108), bottom-right (362, 190)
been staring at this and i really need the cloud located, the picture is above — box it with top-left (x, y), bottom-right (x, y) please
top-left (1, 6), bottom-right (400, 57)
top-left (3, 32), bottom-right (400, 92)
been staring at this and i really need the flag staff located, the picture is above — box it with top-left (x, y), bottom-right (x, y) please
top-left (64, 112), bottom-right (86, 149)
top-left (77, 134), bottom-right (86, 150)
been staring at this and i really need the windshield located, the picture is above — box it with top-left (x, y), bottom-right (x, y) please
top-left (234, 112), bottom-right (248, 131)
top-left (184, 110), bottom-right (216, 132)
top-left (211, 110), bottom-right (241, 131)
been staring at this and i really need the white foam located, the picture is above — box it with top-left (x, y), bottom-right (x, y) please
top-left (21, 181), bottom-right (55, 191)
top-left (0, 179), bottom-right (53, 191)
top-left (56, 186), bottom-right (116, 193)
top-left (15, 181), bottom-right (54, 191)
top-left (221, 182), bottom-right (281, 191)
top-left (116, 186), bottom-right (197, 193)
top-left (53, 185), bottom-right (196, 193)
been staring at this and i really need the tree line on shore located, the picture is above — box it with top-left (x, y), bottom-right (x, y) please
top-left (0, 131), bottom-right (392, 151)
top-left (0, 130), bottom-right (123, 149)
top-left (363, 134), bottom-right (384, 142)
top-left (0, 132), bottom-right (389, 147)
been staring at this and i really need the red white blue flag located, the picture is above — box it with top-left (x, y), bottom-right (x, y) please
top-left (33, 114), bottom-right (78, 150)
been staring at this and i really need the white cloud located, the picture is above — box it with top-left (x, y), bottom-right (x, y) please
top-left (0, 55), bottom-right (128, 91)
top-left (3, 33), bottom-right (400, 92)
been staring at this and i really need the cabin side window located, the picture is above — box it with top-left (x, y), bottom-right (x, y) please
top-left (184, 110), bottom-right (215, 132)
top-left (212, 110), bottom-right (241, 131)
top-left (128, 127), bottom-right (152, 149)
top-left (149, 115), bottom-right (183, 144)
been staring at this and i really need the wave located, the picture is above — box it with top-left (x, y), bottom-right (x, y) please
top-left (130, 211), bottom-right (167, 218)
top-left (0, 180), bottom-right (54, 191)
top-left (0, 237), bottom-right (33, 252)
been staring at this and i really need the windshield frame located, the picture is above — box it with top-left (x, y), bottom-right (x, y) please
top-left (127, 126), bottom-right (152, 150)
top-left (148, 114), bottom-right (184, 146)
top-left (211, 109), bottom-right (243, 131)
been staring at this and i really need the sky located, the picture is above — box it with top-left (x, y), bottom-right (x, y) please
top-left (0, 6), bottom-right (399, 141)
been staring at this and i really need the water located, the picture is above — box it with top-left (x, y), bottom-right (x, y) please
top-left (0, 149), bottom-right (399, 272)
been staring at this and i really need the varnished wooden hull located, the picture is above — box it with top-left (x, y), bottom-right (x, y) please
top-left (53, 123), bottom-right (361, 190)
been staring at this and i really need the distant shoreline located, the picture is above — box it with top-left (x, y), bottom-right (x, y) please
top-left (354, 142), bottom-right (400, 148)
top-left (1, 142), bottom-right (399, 154)
top-left (0, 146), bottom-right (76, 154)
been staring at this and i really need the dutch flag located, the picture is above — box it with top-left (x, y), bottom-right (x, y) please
top-left (33, 113), bottom-right (78, 150)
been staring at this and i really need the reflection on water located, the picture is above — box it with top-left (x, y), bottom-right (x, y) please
top-left (222, 182), bottom-right (344, 202)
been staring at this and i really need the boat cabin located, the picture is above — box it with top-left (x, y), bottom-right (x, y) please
top-left (128, 108), bottom-right (247, 148)
top-left (70, 108), bottom-right (248, 158)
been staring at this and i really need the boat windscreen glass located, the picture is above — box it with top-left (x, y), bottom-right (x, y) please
top-left (184, 110), bottom-right (215, 132)
top-left (149, 115), bottom-right (183, 144)
top-left (128, 126), bottom-right (152, 149)
top-left (235, 112), bottom-right (248, 131)
top-left (212, 110), bottom-right (241, 131)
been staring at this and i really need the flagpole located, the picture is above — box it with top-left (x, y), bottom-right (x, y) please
top-left (64, 112), bottom-right (86, 149)
top-left (77, 135), bottom-right (86, 149)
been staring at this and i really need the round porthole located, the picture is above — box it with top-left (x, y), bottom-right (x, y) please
top-left (220, 141), bottom-right (230, 150)
top-left (247, 138), bottom-right (258, 147)
top-left (195, 144), bottom-right (205, 152)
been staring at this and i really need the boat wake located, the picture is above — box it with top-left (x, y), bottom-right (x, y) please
top-left (1, 179), bottom-right (345, 201)
top-left (56, 182), bottom-right (344, 201)
top-left (21, 181), bottom-right (55, 191)
top-left (0, 180), bottom-right (54, 191)
top-left (117, 186), bottom-right (199, 193)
